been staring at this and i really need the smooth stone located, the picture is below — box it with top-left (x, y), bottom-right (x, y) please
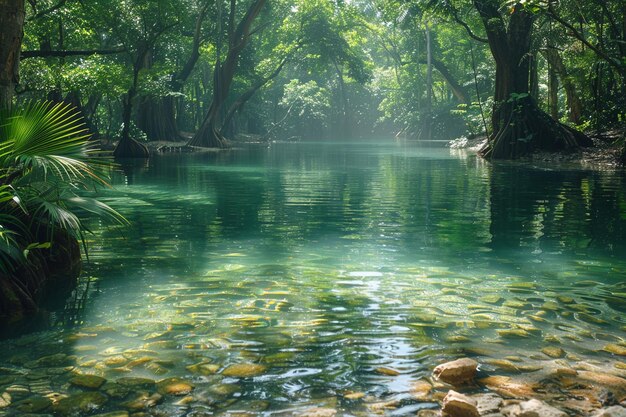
top-left (14, 395), bottom-right (52, 413)
top-left (542, 347), bottom-right (566, 358)
top-left (556, 296), bottom-right (575, 304)
top-left (120, 392), bottom-right (162, 411)
top-left (116, 377), bottom-right (156, 389)
top-left (442, 390), bottom-right (479, 417)
top-left (156, 377), bottom-right (194, 396)
top-left (222, 363), bottom-right (266, 378)
top-left (593, 406), bottom-right (626, 417)
top-left (69, 374), bottom-right (107, 389)
top-left (417, 411), bottom-right (440, 417)
top-left (187, 362), bottom-right (220, 376)
top-left (53, 392), bottom-right (108, 416)
top-left (101, 382), bottom-right (131, 399)
top-left (344, 392), bottom-right (366, 400)
top-left (0, 391), bottom-right (11, 408)
top-left (605, 344), bottom-right (626, 356)
top-left (376, 367), bottom-right (400, 376)
top-left (478, 376), bottom-right (538, 399)
top-left (104, 356), bottom-right (128, 367)
top-left (497, 329), bottom-right (530, 338)
top-left (480, 295), bottom-right (503, 304)
top-left (92, 412), bottom-right (129, 417)
top-left (298, 407), bottom-right (337, 417)
top-left (433, 358), bottom-right (478, 385)
top-left (26, 354), bottom-right (73, 368)
top-left (510, 399), bottom-right (567, 417)
top-left (473, 393), bottom-right (503, 415)
top-left (411, 379), bottom-right (433, 401)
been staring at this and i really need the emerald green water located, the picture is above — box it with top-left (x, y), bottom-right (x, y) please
top-left (2, 141), bottom-right (626, 416)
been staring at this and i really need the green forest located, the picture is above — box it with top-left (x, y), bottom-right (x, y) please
top-left (1, 0), bottom-right (624, 154)
top-left (1, 1), bottom-right (626, 417)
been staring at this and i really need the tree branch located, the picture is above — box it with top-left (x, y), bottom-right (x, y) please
top-left (21, 48), bottom-right (125, 59)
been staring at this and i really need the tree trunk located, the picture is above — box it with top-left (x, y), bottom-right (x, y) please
top-left (543, 47), bottom-right (583, 124)
top-left (114, 67), bottom-right (149, 158)
top-left (474, 0), bottom-right (591, 159)
top-left (188, 0), bottom-right (267, 148)
top-left (0, 0), bottom-right (25, 110)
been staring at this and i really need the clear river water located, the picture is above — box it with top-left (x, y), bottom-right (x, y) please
top-left (1, 141), bottom-right (626, 416)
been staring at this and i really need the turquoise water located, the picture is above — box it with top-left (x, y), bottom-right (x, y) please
top-left (1, 141), bottom-right (626, 416)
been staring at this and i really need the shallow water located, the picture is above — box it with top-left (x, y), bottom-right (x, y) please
top-left (2, 141), bottom-right (626, 416)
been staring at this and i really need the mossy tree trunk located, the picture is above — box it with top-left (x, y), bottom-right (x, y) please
top-left (474, 0), bottom-right (591, 159)
top-left (188, 0), bottom-right (267, 148)
top-left (0, 0), bottom-right (25, 110)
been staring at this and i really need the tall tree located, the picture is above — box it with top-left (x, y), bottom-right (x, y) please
top-left (473, 0), bottom-right (591, 159)
top-left (0, 0), bottom-right (25, 109)
top-left (188, 0), bottom-right (267, 148)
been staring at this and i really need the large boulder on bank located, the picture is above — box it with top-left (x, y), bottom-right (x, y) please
top-left (433, 358), bottom-right (478, 385)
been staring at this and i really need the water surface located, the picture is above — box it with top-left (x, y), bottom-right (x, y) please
top-left (1, 141), bottom-right (626, 416)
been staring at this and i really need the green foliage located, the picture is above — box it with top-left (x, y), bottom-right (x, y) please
top-left (0, 101), bottom-right (126, 274)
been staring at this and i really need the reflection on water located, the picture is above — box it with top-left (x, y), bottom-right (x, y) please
top-left (1, 141), bottom-right (626, 416)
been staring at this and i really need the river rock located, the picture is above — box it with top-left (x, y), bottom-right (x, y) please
top-left (92, 412), bottom-right (130, 417)
top-left (541, 347), bottom-right (566, 358)
top-left (0, 392), bottom-right (11, 408)
top-left (53, 392), bottom-right (108, 416)
top-left (299, 407), bottom-right (337, 417)
top-left (478, 376), bottom-right (537, 399)
top-left (120, 392), bottom-right (162, 411)
top-left (509, 399), bottom-right (567, 417)
top-left (187, 362), bottom-right (220, 375)
top-left (604, 344), bottom-right (626, 356)
top-left (411, 379), bottom-right (433, 401)
top-left (14, 395), bottom-right (52, 413)
top-left (473, 393), bottom-right (503, 415)
top-left (593, 406), bottom-right (626, 417)
top-left (222, 363), bottom-right (266, 378)
top-left (442, 390), bottom-right (479, 417)
top-left (70, 374), bottom-right (107, 389)
top-left (116, 377), bottom-right (156, 389)
top-left (433, 358), bottom-right (478, 385)
top-left (156, 377), bottom-right (194, 396)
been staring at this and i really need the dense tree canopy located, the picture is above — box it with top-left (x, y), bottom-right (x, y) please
top-left (1, 0), bottom-right (624, 158)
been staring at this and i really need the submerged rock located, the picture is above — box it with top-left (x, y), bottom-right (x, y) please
top-left (299, 407), bottom-right (337, 417)
top-left (222, 363), bottom-right (266, 378)
top-left (604, 344), bottom-right (626, 356)
top-left (53, 392), bottom-right (108, 416)
top-left (69, 374), bottom-right (107, 390)
top-left (14, 395), bottom-right (52, 413)
top-left (120, 392), bottom-right (162, 411)
top-left (433, 358), bottom-right (478, 385)
top-left (541, 347), bottom-right (566, 358)
top-left (156, 377), bottom-right (194, 396)
top-left (593, 406), bottom-right (626, 417)
top-left (478, 376), bottom-right (538, 399)
top-left (442, 390), bottom-right (479, 417)
top-left (473, 393), bottom-right (503, 415)
top-left (509, 399), bottom-right (567, 417)
top-left (411, 379), bottom-right (433, 401)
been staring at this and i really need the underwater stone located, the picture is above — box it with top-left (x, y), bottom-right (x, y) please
top-left (186, 362), bottom-right (220, 375)
top-left (510, 399), bottom-right (567, 417)
top-left (592, 406), bottom-right (626, 417)
top-left (376, 367), bottom-right (400, 376)
top-left (480, 295), bottom-right (503, 304)
top-left (69, 374), bottom-right (107, 389)
top-left (411, 379), bottom-right (433, 401)
top-left (542, 347), bottom-right (566, 358)
top-left (299, 407), bottom-right (337, 417)
top-left (120, 392), bottom-right (162, 411)
top-left (14, 395), bottom-right (52, 413)
top-left (473, 393), bottom-right (503, 415)
top-left (92, 412), bottom-right (130, 417)
top-left (478, 376), bottom-right (538, 399)
top-left (0, 392), bottom-right (11, 408)
top-left (604, 344), bottom-right (626, 356)
top-left (156, 377), bottom-right (194, 396)
top-left (344, 392), bottom-right (366, 400)
top-left (442, 390), bottom-right (479, 417)
top-left (53, 392), bottom-right (108, 416)
top-left (116, 377), bottom-right (156, 389)
top-left (433, 358), bottom-right (478, 385)
top-left (222, 363), bottom-right (266, 378)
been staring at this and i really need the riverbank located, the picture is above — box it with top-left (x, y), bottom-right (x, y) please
top-left (449, 129), bottom-right (625, 169)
